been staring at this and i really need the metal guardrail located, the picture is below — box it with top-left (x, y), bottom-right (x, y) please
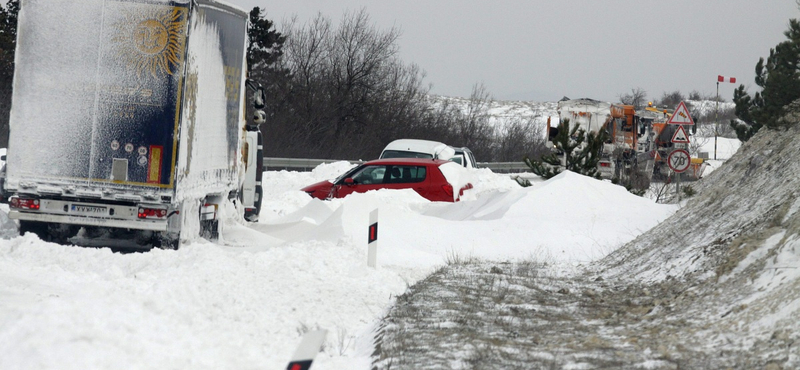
top-left (478, 162), bottom-right (530, 173)
top-left (263, 157), bottom-right (530, 173)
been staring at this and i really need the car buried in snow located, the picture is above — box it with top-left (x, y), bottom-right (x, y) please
top-left (301, 158), bottom-right (473, 202)
top-left (450, 147), bottom-right (477, 169)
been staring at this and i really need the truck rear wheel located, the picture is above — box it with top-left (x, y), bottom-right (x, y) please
top-left (18, 220), bottom-right (49, 241)
top-left (18, 221), bottom-right (77, 244)
top-left (155, 231), bottom-right (180, 250)
top-left (200, 219), bottom-right (219, 240)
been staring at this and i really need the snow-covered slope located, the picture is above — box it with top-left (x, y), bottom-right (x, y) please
top-left (431, 95), bottom-right (558, 130)
top-left (597, 105), bottom-right (800, 364)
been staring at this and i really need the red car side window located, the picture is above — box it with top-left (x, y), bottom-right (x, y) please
top-left (386, 166), bottom-right (426, 184)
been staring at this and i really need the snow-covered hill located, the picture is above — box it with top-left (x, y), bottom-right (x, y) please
top-left (430, 95), bottom-right (736, 133)
top-left (431, 95), bottom-right (558, 130)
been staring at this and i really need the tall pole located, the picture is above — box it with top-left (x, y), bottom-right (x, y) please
top-left (714, 81), bottom-right (719, 160)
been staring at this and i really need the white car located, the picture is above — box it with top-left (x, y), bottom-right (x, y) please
top-left (379, 139), bottom-right (476, 168)
top-left (379, 139), bottom-right (455, 161)
top-left (449, 147), bottom-right (476, 169)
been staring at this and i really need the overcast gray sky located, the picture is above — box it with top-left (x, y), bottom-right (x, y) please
top-left (229, 0), bottom-right (798, 103)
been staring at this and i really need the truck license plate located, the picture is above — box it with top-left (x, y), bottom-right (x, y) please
top-left (70, 205), bottom-right (107, 215)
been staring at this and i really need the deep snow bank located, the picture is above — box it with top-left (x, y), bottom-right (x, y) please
top-left (598, 104), bottom-right (800, 365)
top-left (252, 168), bottom-right (677, 264)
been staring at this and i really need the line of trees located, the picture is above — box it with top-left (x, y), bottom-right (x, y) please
top-left (248, 9), bottom-right (545, 161)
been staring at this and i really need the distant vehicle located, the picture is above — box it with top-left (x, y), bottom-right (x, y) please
top-left (301, 158), bottom-right (473, 202)
top-left (450, 147), bottom-right (477, 169)
top-left (379, 139), bottom-right (456, 161)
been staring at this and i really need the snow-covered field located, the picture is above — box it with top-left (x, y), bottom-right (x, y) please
top-left (0, 160), bottom-right (679, 369)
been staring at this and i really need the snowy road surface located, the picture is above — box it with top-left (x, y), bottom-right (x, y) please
top-left (0, 162), bottom-right (679, 369)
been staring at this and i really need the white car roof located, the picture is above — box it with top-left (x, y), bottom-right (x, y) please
top-left (381, 139), bottom-right (455, 160)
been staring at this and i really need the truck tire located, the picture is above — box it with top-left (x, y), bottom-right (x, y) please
top-left (18, 220), bottom-right (49, 241)
top-left (155, 232), bottom-right (180, 250)
top-left (200, 219), bottom-right (219, 240)
top-left (18, 221), bottom-right (76, 244)
top-left (242, 186), bottom-right (262, 222)
top-left (47, 223), bottom-right (78, 244)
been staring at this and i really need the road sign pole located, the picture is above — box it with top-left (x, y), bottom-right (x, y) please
top-left (286, 330), bottom-right (327, 370)
top-left (368, 209), bottom-right (378, 268)
top-left (715, 81), bottom-right (719, 160)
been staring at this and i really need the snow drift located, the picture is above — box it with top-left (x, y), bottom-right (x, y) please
top-left (0, 158), bottom-right (676, 369)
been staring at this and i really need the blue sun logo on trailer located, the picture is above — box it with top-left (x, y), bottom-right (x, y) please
top-left (85, 2), bottom-right (191, 187)
top-left (113, 7), bottom-right (187, 78)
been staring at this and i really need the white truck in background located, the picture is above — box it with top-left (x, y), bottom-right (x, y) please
top-left (0, 0), bottom-right (264, 249)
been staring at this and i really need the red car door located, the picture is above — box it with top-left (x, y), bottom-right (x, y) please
top-left (333, 165), bottom-right (388, 198)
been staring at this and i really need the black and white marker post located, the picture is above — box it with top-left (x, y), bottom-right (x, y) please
top-left (368, 209), bottom-right (378, 268)
top-left (286, 330), bottom-right (327, 370)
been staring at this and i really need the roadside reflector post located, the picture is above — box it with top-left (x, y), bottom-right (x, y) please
top-left (286, 330), bottom-right (327, 370)
top-left (368, 209), bottom-right (378, 268)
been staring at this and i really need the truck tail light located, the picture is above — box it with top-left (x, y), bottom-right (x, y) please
top-left (138, 207), bottom-right (167, 219)
top-left (599, 162), bottom-right (611, 167)
top-left (10, 197), bottom-right (40, 210)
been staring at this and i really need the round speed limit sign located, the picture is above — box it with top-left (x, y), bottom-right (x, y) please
top-left (667, 149), bottom-right (691, 173)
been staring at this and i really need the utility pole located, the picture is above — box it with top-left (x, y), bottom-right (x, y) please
top-left (715, 75), bottom-right (737, 160)
top-left (715, 80), bottom-right (719, 160)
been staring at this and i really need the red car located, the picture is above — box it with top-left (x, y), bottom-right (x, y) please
top-left (301, 158), bottom-right (473, 202)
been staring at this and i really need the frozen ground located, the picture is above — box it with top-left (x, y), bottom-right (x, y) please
top-left (0, 157), bottom-right (679, 369)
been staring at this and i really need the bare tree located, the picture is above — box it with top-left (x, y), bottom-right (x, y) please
top-left (264, 9), bottom-right (435, 159)
top-left (492, 115), bottom-right (547, 162)
top-left (450, 83), bottom-right (494, 154)
top-left (658, 90), bottom-right (685, 109)
top-left (618, 88), bottom-right (647, 109)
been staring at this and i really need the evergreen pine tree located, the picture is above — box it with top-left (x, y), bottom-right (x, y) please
top-left (524, 119), bottom-right (607, 180)
top-left (0, 0), bottom-right (19, 147)
top-left (247, 7), bottom-right (286, 72)
top-left (732, 19), bottom-right (800, 141)
top-left (245, 7), bottom-right (289, 128)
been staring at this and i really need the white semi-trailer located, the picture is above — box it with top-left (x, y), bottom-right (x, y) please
top-left (1, 0), bottom-right (264, 249)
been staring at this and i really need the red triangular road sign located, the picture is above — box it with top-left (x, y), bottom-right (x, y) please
top-left (671, 125), bottom-right (691, 143)
top-left (667, 101), bottom-right (694, 125)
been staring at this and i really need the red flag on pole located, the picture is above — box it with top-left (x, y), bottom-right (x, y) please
top-left (718, 75), bottom-right (736, 83)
